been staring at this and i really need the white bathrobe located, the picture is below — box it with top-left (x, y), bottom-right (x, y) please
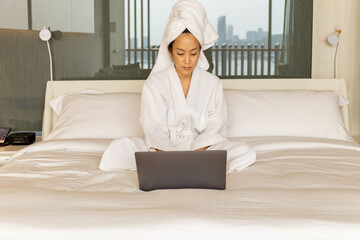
top-left (141, 65), bottom-right (227, 151)
top-left (99, 64), bottom-right (256, 173)
top-left (99, 0), bottom-right (256, 173)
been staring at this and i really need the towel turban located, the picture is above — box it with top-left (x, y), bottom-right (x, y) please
top-left (150, 0), bottom-right (219, 76)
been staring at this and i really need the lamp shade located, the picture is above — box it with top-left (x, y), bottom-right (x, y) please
top-left (39, 27), bottom-right (51, 41)
top-left (39, 26), bottom-right (53, 81)
top-left (327, 34), bottom-right (339, 45)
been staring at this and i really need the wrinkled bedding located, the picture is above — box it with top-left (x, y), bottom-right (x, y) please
top-left (0, 137), bottom-right (360, 240)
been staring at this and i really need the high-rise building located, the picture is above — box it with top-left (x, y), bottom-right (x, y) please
top-left (233, 35), bottom-right (240, 44)
top-left (246, 31), bottom-right (258, 42)
top-left (217, 16), bottom-right (226, 45)
top-left (227, 25), bottom-right (234, 44)
top-left (258, 28), bottom-right (267, 40)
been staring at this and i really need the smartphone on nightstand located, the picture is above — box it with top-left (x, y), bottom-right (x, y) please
top-left (0, 127), bottom-right (11, 146)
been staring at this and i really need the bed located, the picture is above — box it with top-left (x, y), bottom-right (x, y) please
top-left (1, 78), bottom-right (359, 240)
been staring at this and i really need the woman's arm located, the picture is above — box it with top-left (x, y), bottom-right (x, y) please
top-left (191, 81), bottom-right (228, 150)
top-left (140, 82), bottom-right (177, 151)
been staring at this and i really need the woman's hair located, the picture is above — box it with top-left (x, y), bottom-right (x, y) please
top-left (167, 28), bottom-right (194, 52)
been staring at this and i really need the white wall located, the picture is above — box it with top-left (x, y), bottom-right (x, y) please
top-left (31, 0), bottom-right (94, 33)
top-left (0, 0), bottom-right (28, 30)
top-left (312, 0), bottom-right (360, 135)
top-left (0, 0), bottom-right (94, 33)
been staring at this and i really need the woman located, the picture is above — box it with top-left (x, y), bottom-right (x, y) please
top-left (99, 0), bottom-right (255, 173)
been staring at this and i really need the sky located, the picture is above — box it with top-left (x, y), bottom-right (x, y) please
top-left (145, 0), bottom-right (285, 45)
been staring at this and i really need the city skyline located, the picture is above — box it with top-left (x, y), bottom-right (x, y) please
top-left (217, 15), bottom-right (273, 46)
top-left (148, 0), bottom-right (285, 45)
top-left (127, 25), bottom-right (281, 49)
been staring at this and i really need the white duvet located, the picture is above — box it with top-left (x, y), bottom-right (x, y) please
top-left (1, 137), bottom-right (360, 240)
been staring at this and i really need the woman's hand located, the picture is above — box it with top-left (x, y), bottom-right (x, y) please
top-left (195, 146), bottom-right (209, 151)
top-left (155, 147), bottom-right (209, 151)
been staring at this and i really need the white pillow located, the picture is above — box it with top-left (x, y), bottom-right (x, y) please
top-left (47, 91), bottom-right (143, 140)
top-left (224, 90), bottom-right (351, 141)
top-left (49, 89), bottom-right (105, 115)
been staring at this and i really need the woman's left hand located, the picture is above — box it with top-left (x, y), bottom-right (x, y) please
top-left (195, 146), bottom-right (209, 151)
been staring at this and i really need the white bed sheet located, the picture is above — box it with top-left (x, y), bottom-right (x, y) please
top-left (0, 137), bottom-right (360, 240)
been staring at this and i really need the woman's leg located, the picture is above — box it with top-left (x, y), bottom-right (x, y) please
top-left (99, 137), bottom-right (148, 171)
top-left (209, 140), bottom-right (256, 174)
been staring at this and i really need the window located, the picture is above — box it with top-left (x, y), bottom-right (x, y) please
top-left (121, 0), bottom-right (312, 78)
top-left (0, 0), bottom-right (312, 131)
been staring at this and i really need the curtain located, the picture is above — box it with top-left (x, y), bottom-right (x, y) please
top-left (278, 0), bottom-right (312, 77)
top-left (279, 0), bottom-right (294, 67)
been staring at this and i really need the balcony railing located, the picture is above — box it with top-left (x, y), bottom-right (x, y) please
top-left (212, 43), bottom-right (282, 77)
top-left (125, 43), bottom-right (282, 78)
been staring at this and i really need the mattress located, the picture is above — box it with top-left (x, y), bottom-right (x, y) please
top-left (0, 136), bottom-right (360, 240)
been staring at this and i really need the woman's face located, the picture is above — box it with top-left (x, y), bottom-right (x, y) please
top-left (169, 33), bottom-right (201, 79)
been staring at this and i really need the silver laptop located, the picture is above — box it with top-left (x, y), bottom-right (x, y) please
top-left (135, 150), bottom-right (227, 191)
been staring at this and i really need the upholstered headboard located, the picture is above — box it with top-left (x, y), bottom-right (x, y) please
top-left (42, 79), bottom-right (349, 139)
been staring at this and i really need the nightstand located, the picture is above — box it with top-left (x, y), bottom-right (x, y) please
top-left (0, 136), bottom-right (41, 167)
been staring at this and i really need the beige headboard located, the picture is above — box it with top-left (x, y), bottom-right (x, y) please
top-left (42, 78), bottom-right (349, 139)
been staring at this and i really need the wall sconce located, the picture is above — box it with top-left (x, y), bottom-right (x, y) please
top-left (39, 26), bottom-right (53, 81)
top-left (327, 28), bottom-right (342, 78)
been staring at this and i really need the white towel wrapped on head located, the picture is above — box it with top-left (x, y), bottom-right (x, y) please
top-left (150, 0), bottom-right (218, 75)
